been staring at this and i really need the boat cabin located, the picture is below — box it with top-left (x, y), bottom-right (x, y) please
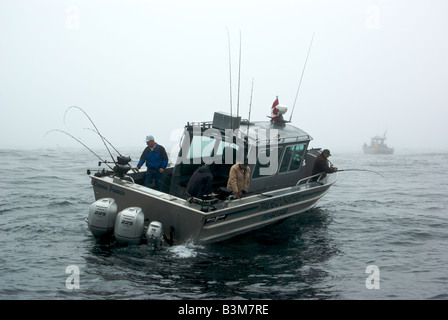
top-left (160, 112), bottom-right (314, 198)
top-left (370, 136), bottom-right (386, 147)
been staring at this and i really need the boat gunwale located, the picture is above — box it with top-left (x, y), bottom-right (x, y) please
top-left (89, 171), bottom-right (338, 216)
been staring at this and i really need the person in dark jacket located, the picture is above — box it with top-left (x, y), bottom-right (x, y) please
top-left (135, 135), bottom-right (168, 191)
top-left (186, 165), bottom-right (214, 199)
top-left (312, 149), bottom-right (337, 180)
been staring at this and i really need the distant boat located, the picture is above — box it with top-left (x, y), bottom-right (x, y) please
top-left (363, 132), bottom-right (394, 154)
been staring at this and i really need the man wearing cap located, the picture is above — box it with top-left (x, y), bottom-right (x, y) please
top-left (136, 135), bottom-right (168, 191)
top-left (311, 149), bottom-right (338, 180)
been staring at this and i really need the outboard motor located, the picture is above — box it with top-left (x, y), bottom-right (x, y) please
top-left (146, 221), bottom-right (164, 247)
top-left (87, 198), bottom-right (118, 239)
top-left (114, 207), bottom-right (145, 245)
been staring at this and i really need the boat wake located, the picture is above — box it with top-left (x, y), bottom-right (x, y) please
top-left (167, 240), bottom-right (204, 259)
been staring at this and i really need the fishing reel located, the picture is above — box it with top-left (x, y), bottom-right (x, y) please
top-left (113, 155), bottom-right (132, 178)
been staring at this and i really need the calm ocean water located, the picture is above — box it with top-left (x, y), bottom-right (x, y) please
top-left (1, 147), bottom-right (447, 301)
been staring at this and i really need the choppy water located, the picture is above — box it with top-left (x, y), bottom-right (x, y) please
top-left (1, 148), bottom-right (448, 301)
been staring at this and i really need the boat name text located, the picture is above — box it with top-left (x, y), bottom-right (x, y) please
top-left (204, 214), bottom-right (226, 225)
top-left (92, 181), bottom-right (126, 196)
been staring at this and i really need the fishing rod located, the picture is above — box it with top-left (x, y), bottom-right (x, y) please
top-left (289, 32), bottom-right (315, 122)
top-left (246, 77), bottom-right (254, 137)
top-left (338, 169), bottom-right (384, 178)
top-left (64, 106), bottom-right (117, 165)
top-left (44, 129), bottom-right (114, 170)
top-left (84, 127), bottom-right (123, 157)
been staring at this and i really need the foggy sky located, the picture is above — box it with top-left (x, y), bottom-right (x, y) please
top-left (1, 0), bottom-right (447, 154)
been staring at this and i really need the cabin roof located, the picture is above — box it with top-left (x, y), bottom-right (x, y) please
top-left (185, 111), bottom-right (313, 146)
top-left (239, 121), bottom-right (312, 145)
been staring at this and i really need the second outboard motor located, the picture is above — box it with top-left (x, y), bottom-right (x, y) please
top-left (114, 207), bottom-right (145, 245)
top-left (87, 198), bottom-right (118, 239)
top-left (146, 221), bottom-right (164, 247)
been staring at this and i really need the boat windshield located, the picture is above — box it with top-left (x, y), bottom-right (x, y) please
top-left (188, 135), bottom-right (240, 164)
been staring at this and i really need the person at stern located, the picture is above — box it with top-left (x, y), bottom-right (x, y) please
top-left (136, 135), bottom-right (168, 191)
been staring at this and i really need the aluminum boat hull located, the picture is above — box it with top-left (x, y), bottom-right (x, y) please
top-left (90, 172), bottom-right (337, 244)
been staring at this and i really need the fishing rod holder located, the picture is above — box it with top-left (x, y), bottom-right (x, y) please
top-left (114, 155), bottom-right (132, 178)
top-left (117, 156), bottom-right (132, 165)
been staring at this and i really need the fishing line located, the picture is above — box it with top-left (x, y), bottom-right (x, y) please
top-left (44, 129), bottom-right (114, 170)
top-left (64, 106), bottom-right (117, 165)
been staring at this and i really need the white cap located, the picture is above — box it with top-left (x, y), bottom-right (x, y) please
top-left (145, 135), bottom-right (155, 142)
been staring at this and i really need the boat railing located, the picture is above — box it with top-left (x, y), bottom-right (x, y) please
top-left (254, 133), bottom-right (311, 145)
top-left (185, 121), bottom-right (214, 130)
top-left (184, 121), bottom-right (310, 145)
top-left (296, 172), bottom-right (326, 186)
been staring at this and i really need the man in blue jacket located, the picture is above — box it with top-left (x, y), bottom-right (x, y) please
top-left (136, 135), bottom-right (168, 191)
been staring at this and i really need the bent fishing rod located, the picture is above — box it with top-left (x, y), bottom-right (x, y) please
top-left (337, 169), bottom-right (384, 177)
top-left (83, 127), bottom-right (123, 157)
top-left (44, 129), bottom-right (114, 170)
top-left (64, 106), bottom-right (117, 165)
top-left (328, 159), bottom-right (384, 177)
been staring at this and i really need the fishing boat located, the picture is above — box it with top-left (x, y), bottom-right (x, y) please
top-left (363, 133), bottom-right (394, 154)
top-left (86, 109), bottom-right (338, 246)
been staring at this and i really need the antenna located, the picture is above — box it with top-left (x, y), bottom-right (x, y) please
top-left (289, 32), bottom-right (315, 122)
top-left (237, 30), bottom-right (242, 119)
top-left (226, 27), bottom-right (233, 129)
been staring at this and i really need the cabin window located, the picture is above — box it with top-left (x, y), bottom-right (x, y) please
top-left (252, 147), bottom-right (283, 178)
top-left (186, 134), bottom-right (241, 165)
top-left (279, 144), bottom-right (306, 173)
